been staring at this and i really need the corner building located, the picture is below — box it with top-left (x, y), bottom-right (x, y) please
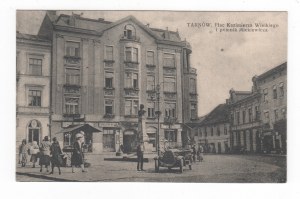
top-left (38, 12), bottom-right (198, 153)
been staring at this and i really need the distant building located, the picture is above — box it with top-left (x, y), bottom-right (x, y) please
top-left (227, 89), bottom-right (262, 153)
top-left (32, 11), bottom-right (198, 153)
top-left (16, 32), bottom-right (51, 148)
top-left (191, 104), bottom-right (231, 154)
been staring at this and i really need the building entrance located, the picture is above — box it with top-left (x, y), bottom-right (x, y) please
top-left (123, 130), bottom-right (137, 153)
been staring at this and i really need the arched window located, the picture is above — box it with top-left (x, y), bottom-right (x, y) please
top-left (28, 120), bottom-right (41, 145)
top-left (124, 24), bottom-right (136, 39)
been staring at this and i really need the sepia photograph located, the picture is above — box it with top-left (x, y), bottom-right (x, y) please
top-left (15, 10), bottom-right (287, 183)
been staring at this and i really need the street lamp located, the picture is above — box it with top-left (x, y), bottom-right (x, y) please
top-left (154, 84), bottom-right (161, 156)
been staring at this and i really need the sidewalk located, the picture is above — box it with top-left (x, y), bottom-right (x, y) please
top-left (16, 152), bottom-right (157, 182)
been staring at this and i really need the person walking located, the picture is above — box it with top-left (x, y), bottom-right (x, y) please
top-left (50, 137), bottom-right (63, 175)
top-left (19, 139), bottom-right (28, 167)
top-left (39, 136), bottom-right (51, 172)
top-left (136, 142), bottom-right (144, 171)
top-left (191, 144), bottom-right (196, 163)
top-left (197, 145), bottom-right (204, 162)
top-left (71, 133), bottom-right (86, 173)
top-left (29, 141), bottom-right (39, 168)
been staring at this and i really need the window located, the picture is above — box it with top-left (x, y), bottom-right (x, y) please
top-left (190, 78), bottom-right (196, 93)
top-left (164, 77), bottom-right (176, 92)
top-left (211, 127), bottom-right (214, 136)
top-left (66, 41), bottom-right (80, 57)
top-left (273, 85), bottom-right (277, 99)
top-left (279, 82), bottom-right (284, 97)
top-left (236, 111), bottom-right (240, 125)
top-left (263, 88), bottom-right (268, 102)
top-left (191, 103), bottom-right (197, 119)
top-left (274, 109), bottom-right (278, 121)
top-left (217, 127), bottom-right (220, 136)
top-left (146, 51), bottom-right (154, 65)
top-left (255, 106), bottom-right (260, 121)
top-left (224, 126), bottom-right (228, 135)
top-left (29, 58), bottom-right (42, 76)
top-left (125, 100), bottom-right (139, 116)
top-left (146, 75), bottom-right (155, 91)
top-left (105, 72), bottom-right (114, 88)
top-left (28, 120), bottom-right (40, 145)
top-left (124, 24), bottom-right (136, 39)
top-left (125, 47), bottom-right (138, 62)
top-left (105, 99), bottom-right (114, 115)
top-left (242, 110), bottom-right (246, 124)
top-left (147, 102), bottom-right (155, 118)
top-left (64, 133), bottom-right (72, 147)
top-left (65, 97), bottom-right (79, 114)
top-left (103, 128), bottom-right (116, 151)
top-left (230, 113), bottom-right (234, 124)
top-left (165, 103), bottom-right (176, 118)
top-left (264, 111), bottom-right (270, 121)
top-left (66, 68), bottom-right (80, 85)
top-left (248, 108), bottom-right (253, 122)
top-left (205, 128), bottom-right (207, 137)
top-left (125, 72), bottom-right (138, 89)
top-left (164, 130), bottom-right (177, 142)
top-left (28, 90), bottom-right (41, 107)
top-left (199, 129), bottom-right (203, 137)
top-left (163, 53), bottom-right (175, 67)
top-left (105, 46), bottom-right (113, 61)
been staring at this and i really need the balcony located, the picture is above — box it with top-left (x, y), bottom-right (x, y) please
top-left (146, 64), bottom-right (156, 72)
top-left (189, 92), bottom-right (198, 101)
top-left (163, 67), bottom-right (176, 76)
top-left (103, 87), bottom-right (115, 96)
top-left (104, 60), bottom-right (115, 68)
top-left (63, 113), bottom-right (81, 119)
top-left (120, 35), bottom-right (141, 42)
top-left (64, 85), bottom-right (81, 94)
top-left (17, 106), bottom-right (49, 114)
top-left (103, 114), bottom-right (115, 119)
top-left (164, 91), bottom-right (177, 100)
top-left (64, 56), bottom-right (81, 65)
top-left (124, 88), bottom-right (139, 97)
top-left (124, 61), bottom-right (139, 69)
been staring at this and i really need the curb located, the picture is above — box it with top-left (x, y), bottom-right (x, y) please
top-left (16, 172), bottom-right (78, 182)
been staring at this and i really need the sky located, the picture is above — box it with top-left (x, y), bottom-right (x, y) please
top-left (16, 11), bottom-right (287, 116)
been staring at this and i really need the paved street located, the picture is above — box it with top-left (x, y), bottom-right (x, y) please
top-left (16, 153), bottom-right (286, 182)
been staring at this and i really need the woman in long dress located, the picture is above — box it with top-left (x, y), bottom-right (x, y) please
top-left (39, 136), bottom-right (51, 172)
top-left (71, 133), bottom-right (86, 173)
top-left (50, 137), bottom-right (63, 175)
top-left (19, 139), bottom-right (28, 167)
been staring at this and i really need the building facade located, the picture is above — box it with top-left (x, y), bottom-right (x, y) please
top-left (228, 89), bottom-right (262, 153)
top-left (227, 62), bottom-right (287, 154)
top-left (16, 32), bottom-right (51, 149)
top-left (254, 62), bottom-right (287, 153)
top-left (35, 12), bottom-right (198, 153)
top-left (192, 104), bottom-right (231, 154)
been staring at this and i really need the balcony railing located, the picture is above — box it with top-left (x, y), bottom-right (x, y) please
top-left (120, 35), bottom-right (141, 42)
top-left (64, 56), bottom-right (81, 65)
top-left (124, 88), bottom-right (139, 97)
top-left (124, 61), bottom-right (139, 69)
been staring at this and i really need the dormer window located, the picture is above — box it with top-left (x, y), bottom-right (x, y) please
top-left (124, 24), bottom-right (136, 39)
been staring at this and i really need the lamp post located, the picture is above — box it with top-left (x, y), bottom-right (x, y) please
top-left (154, 84), bottom-right (161, 156)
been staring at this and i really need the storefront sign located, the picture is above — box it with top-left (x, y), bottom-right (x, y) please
top-left (161, 124), bottom-right (181, 129)
top-left (98, 122), bottom-right (119, 128)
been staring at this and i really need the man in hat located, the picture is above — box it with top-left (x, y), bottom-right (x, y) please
top-left (136, 142), bottom-right (145, 171)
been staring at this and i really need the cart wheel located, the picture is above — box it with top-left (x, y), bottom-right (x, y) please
top-left (179, 159), bottom-right (183, 173)
top-left (189, 164), bottom-right (192, 170)
top-left (155, 160), bottom-right (159, 173)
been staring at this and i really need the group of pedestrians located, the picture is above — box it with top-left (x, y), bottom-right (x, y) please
top-left (191, 144), bottom-right (204, 163)
top-left (18, 131), bottom-right (87, 175)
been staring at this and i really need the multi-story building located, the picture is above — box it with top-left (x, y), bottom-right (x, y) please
top-left (192, 104), bottom-right (231, 154)
top-left (253, 62), bottom-right (287, 153)
top-left (227, 62), bottom-right (287, 154)
top-left (16, 32), bottom-right (51, 149)
top-left (227, 89), bottom-right (262, 153)
top-left (36, 11), bottom-right (198, 153)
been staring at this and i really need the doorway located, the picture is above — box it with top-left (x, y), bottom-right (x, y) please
top-left (123, 130), bottom-right (137, 153)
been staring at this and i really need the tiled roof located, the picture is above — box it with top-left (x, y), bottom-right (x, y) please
top-left (200, 104), bottom-right (230, 125)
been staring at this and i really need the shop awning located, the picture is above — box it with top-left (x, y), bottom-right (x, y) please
top-left (56, 124), bottom-right (102, 134)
